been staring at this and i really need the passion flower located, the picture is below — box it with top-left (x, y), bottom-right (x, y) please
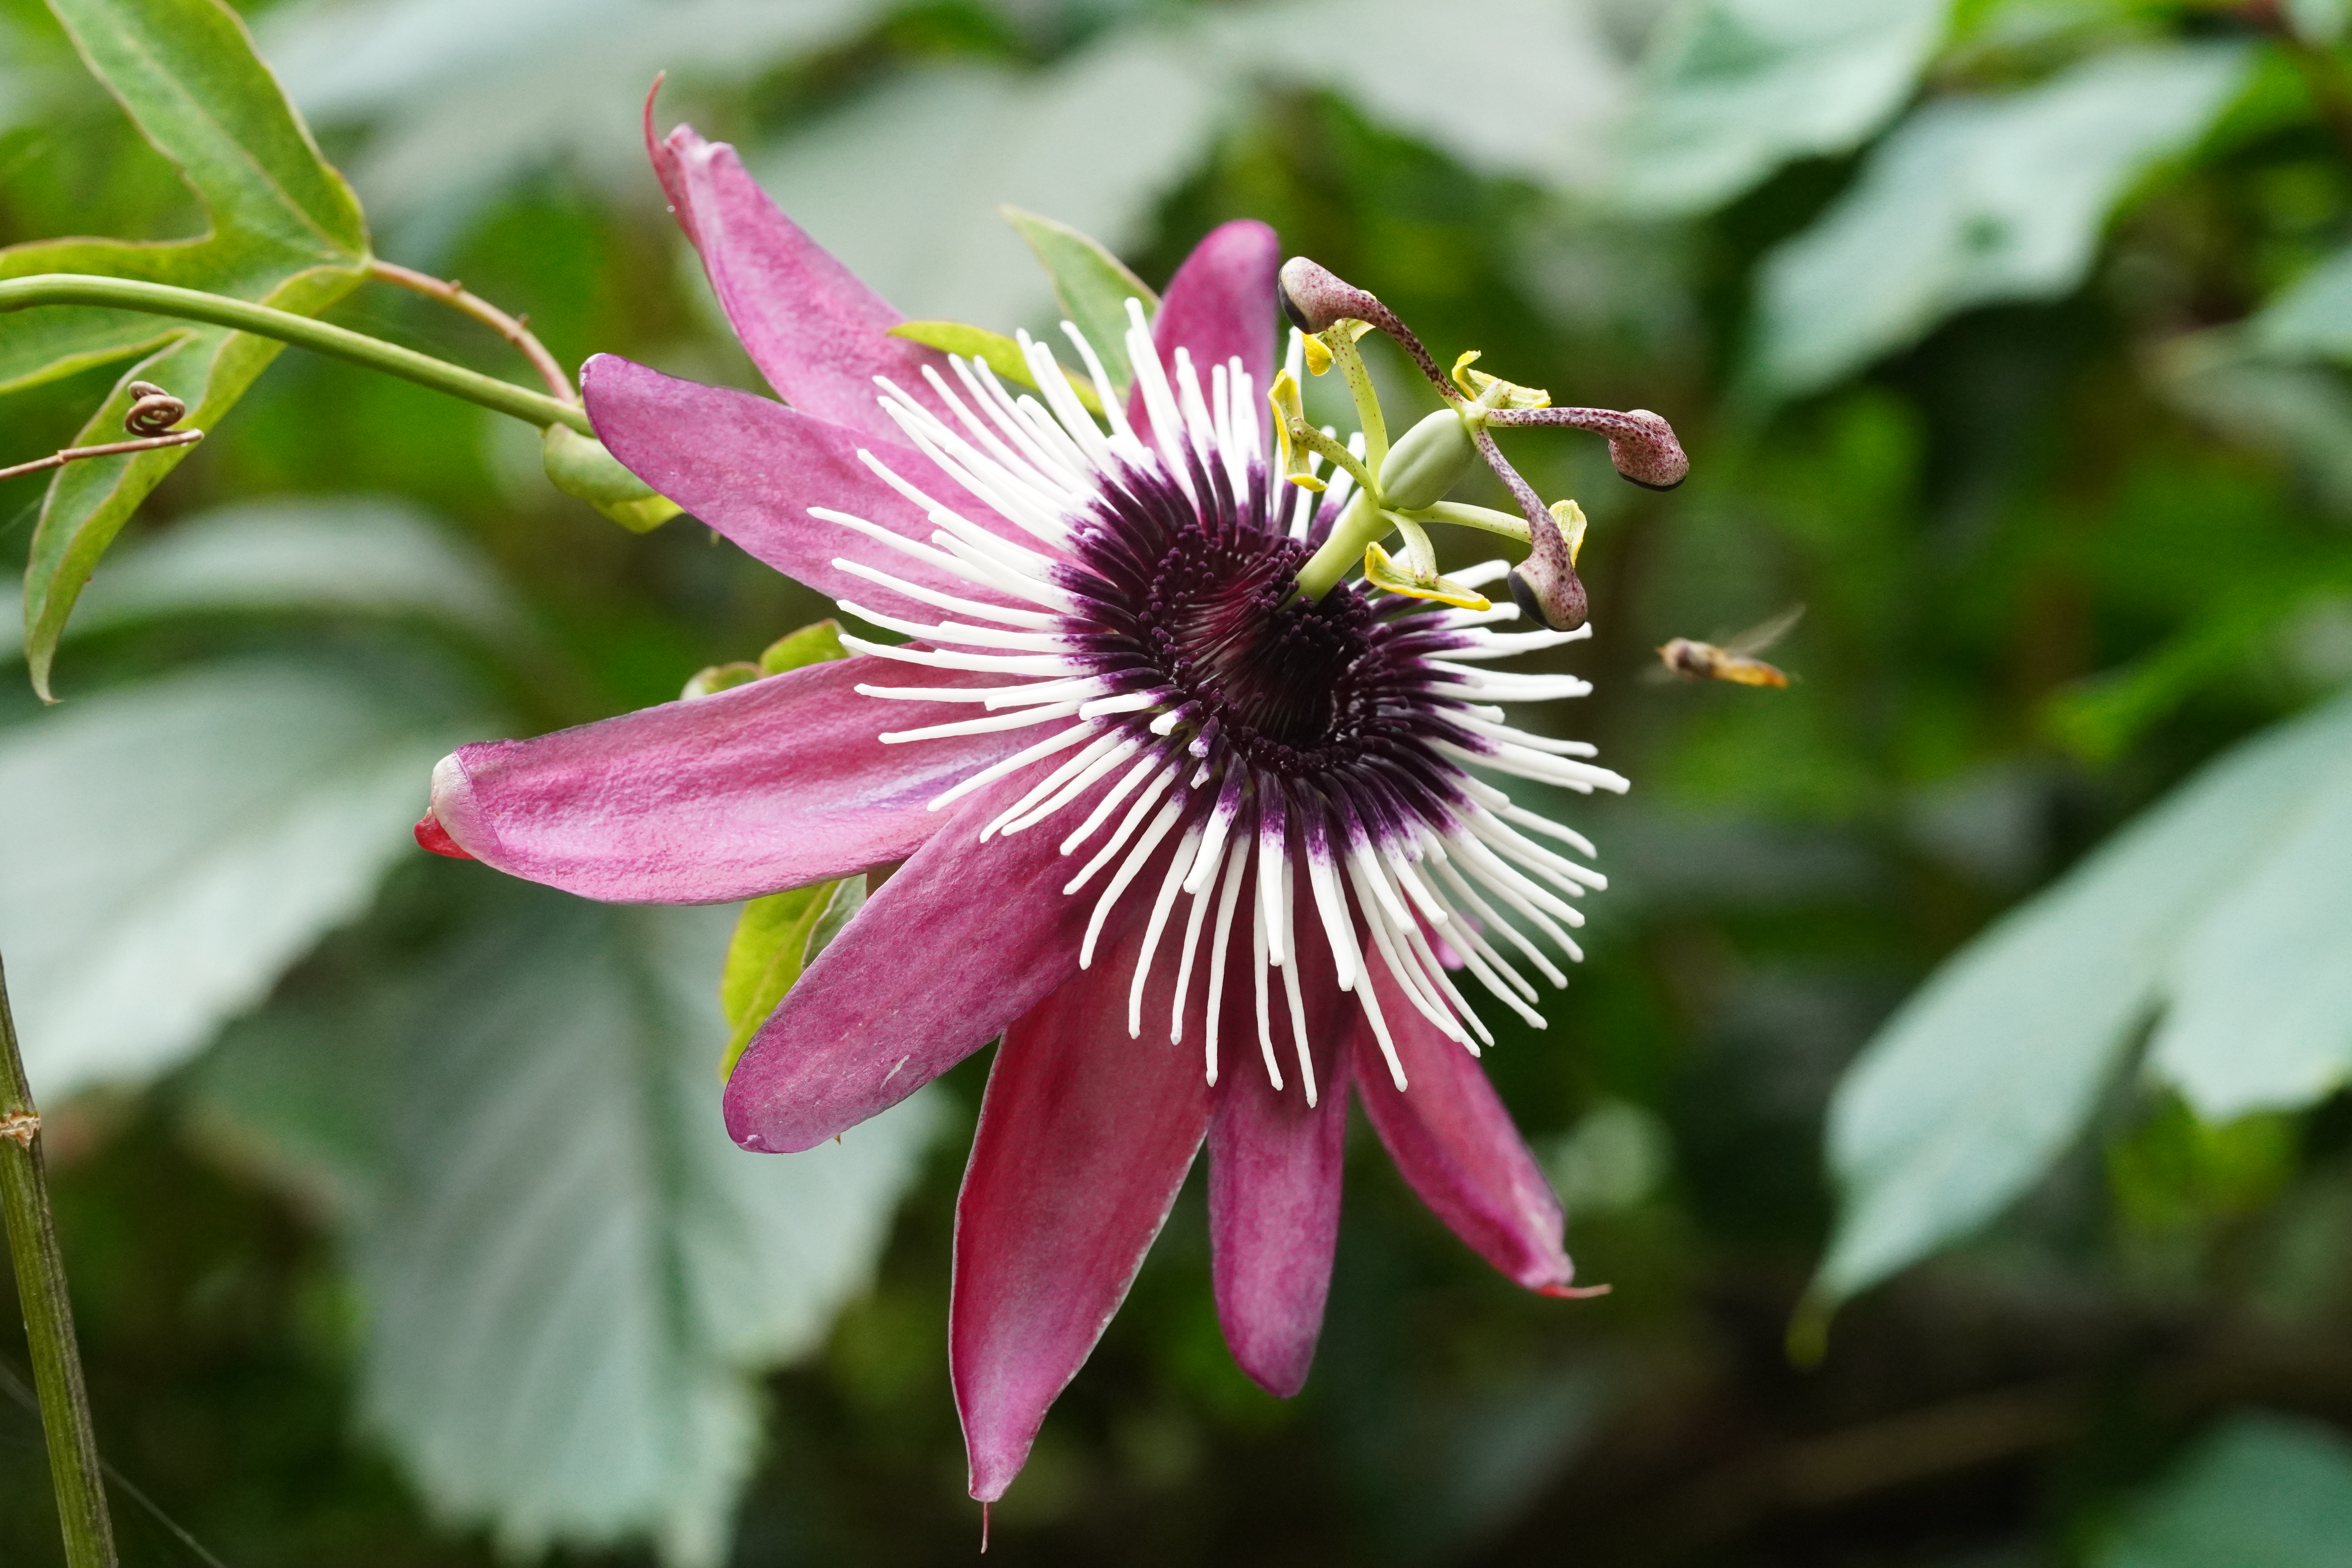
top-left (418, 107), bottom-right (1682, 1503)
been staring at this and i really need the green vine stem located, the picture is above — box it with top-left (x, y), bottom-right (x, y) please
top-left (0, 947), bottom-right (118, 1568)
top-left (0, 274), bottom-right (593, 435)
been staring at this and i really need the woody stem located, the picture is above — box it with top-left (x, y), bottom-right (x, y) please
top-left (0, 947), bottom-right (117, 1568)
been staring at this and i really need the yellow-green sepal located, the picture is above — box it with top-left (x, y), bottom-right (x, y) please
top-left (718, 879), bottom-right (866, 1079)
top-left (888, 319), bottom-right (1103, 414)
top-left (759, 618), bottom-right (848, 674)
top-left (681, 662), bottom-right (762, 699)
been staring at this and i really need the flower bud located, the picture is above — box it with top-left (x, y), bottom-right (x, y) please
top-left (1380, 408), bottom-right (1479, 511)
top-left (1607, 410), bottom-right (1689, 491)
top-left (1278, 256), bottom-right (1377, 336)
top-left (543, 424), bottom-right (684, 532)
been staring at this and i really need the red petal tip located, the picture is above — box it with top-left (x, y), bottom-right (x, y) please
top-left (414, 812), bottom-right (473, 859)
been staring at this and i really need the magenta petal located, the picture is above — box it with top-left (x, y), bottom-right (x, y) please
top-left (1130, 220), bottom-right (1280, 447)
top-left (1207, 901), bottom-right (1353, 1397)
top-left (648, 116), bottom-right (946, 444)
top-left (951, 921), bottom-right (1210, 1502)
top-left (428, 655), bottom-right (1023, 903)
top-left (722, 775), bottom-right (1169, 1154)
top-left (581, 354), bottom-right (1032, 609)
top-left (1352, 965), bottom-right (1573, 1292)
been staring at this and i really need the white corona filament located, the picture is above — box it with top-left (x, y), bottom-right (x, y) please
top-left (822, 313), bottom-right (1623, 1096)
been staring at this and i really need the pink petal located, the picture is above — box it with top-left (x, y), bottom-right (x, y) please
top-left (1206, 896), bottom-right (1354, 1397)
top-left (646, 108), bottom-right (946, 445)
top-left (722, 772), bottom-right (1171, 1154)
top-left (1130, 220), bottom-right (1280, 448)
top-left (1352, 965), bottom-right (1573, 1292)
top-left (951, 920), bottom-right (1210, 1502)
top-left (581, 354), bottom-right (1034, 611)
top-left (427, 655), bottom-right (1024, 903)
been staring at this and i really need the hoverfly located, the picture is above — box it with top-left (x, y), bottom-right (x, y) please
top-left (1654, 605), bottom-right (1803, 688)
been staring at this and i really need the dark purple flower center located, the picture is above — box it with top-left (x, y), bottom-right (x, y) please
top-left (1061, 469), bottom-right (1461, 791)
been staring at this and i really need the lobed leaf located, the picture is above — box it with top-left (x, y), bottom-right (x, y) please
top-left (0, 658), bottom-right (488, 1101)
top-left (26, 495), bottom-right (530, 648)
top-left (198, 885), bottom-right (938, 1566)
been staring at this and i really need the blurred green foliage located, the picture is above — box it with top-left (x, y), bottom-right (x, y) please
top-left (5, 0), bottom-right (2352, 1564)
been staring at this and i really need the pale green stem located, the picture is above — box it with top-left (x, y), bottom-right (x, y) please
top-left (1326, 333), bottom-right (1388, 473)
top-left (0, 275), bottom-right (593, 435)
top-left (0, 948), bottom-right (117, 1568)
top-left (1386, 512), bottom-right (1438, 576)
top-left (1398, 500), bottom-right (1530, 544)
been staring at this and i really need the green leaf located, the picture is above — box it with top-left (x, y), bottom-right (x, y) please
top-left (196, 884), bottom-right (937, 1566)
top-left (2042, 571), bottom-right (2352, 763)
top-left (0, 657), bottom-right (487, 1101)
top-left (2251, 242), bottom-right (2352, 362)
top-left (2158, 331), bottom-right (2352, 516)
top-left (5, 496), bottom-right (529, 659)
top-left (1755, 44), bottom-right (2249, 398)
top-left (748, 35), bottom-right (1211, 337)
top-left (887, 319), bottom-right (1104, 414)
top-left (718, 878), bottom-right (864, 1079)
top-left (1000, 206), bottom-right (1156, 396)
top-left (1606, 0), bottom-right (1949, 216)
top-left (2148, 771), bottom-right (2352, 1119)
top-left (12, 0), bottom-right (375, 699)
top-left (1814, 691), bottom-right (2352, 1305)
top-left (1208, 0), bottom-right (1628, 190)
top-left (757, 617), bottom-right (849, 675)
top-left (2093, 1412), bottom-right (2352, 1568)
top-left (58, 0), bottom-right (366, 257)
top-left (261, 0), bottom-right (883, 223)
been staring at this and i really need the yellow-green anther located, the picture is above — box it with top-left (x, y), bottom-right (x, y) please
top-left (1268, 370), bottom-right (1325, 490)
top-left (1450, 349), bottom-right (1483, 400)
top-left (1379, 407), bottom-right (1482, 511)
top-left (1452, 348), bottom-right (1550, 410)
top-left (1300, 334), bottom-right (1334, 376)
top-left (1551, 498), bottom-right (1588, 567)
